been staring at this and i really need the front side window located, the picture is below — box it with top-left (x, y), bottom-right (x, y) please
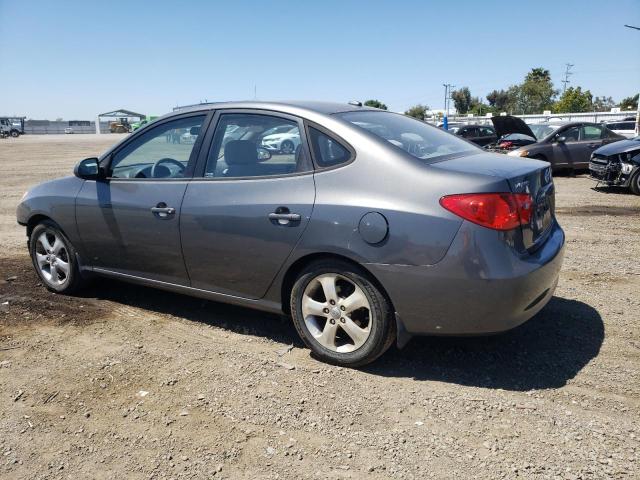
top-left (338, 111), bottom-right (478, 162)
top-left (204, 114), bottom-right (308, 178)
top-left (110, 115), bottom-right (205, 179)
top-left (479, 127), bottom-right (495, 136)
top-left (558, 126), bottom-right (580, 142)
top-left (581, 125), bottom-right (603, 140)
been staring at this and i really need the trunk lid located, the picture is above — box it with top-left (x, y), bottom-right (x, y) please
top-left (432, 153), bottom-right (555, 250)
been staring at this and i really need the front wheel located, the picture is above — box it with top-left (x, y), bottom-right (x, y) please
top-left (280, 140), bottom-right (295, 154)
top-left (290, 260), bottom-right (395, 367)
top-left (29, 220), bottom-right (85, 293)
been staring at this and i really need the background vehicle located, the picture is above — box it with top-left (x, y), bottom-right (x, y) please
top-left (603, 120), bottom-right (637, 139)
top-left (17, 101), bottom-right (564, 367)
top-left (131, 115), bottom-right (159, 131)
top-left (109, 118), bottom-right (132, 133)
top-left (260, 127), bottom-right (301, 153)
top-left (0, 117), bottom-right (23, 137)
top-left (451, 124), bottom-right (497, 146)
top-left (590, 136), bottom-right (640, 194)
top-left (500, 117), bottom-right (624, 171)
top-left (64, 127), bottom-right (74, 134)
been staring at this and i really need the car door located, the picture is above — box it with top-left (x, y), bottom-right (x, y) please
top-left (180, 110), bottom-right (315, 299)
top-left (75, 113), bottom-right (209, 285)
top-left (548, 125), bottom-right (582, 169)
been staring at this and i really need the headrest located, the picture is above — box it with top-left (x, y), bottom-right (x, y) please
top-left (224, 140), bottom-right (258, 165)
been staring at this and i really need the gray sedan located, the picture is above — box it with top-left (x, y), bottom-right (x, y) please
top-left (17, 101), bottom-right (564, 367)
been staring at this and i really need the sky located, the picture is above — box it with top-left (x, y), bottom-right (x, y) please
top-left (1, 0), bottom-right (639, 119)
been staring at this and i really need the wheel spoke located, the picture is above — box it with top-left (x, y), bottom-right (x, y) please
top-left (52, 237), bottom-right (64, 254)
top-left (38, 233), bottom-right (53, 252)
top-left (35, 252), bottom-right (48, 268)
top-left (342, 316), bottom-right (369, 347)
top-left (318, 276), bottom-right (338, 303)
top-left (50, 264), bottom-right (59, 283)
top-left (56, 259), bottom-right (70, 276)
top-left (317, 320), bottom-right (339, 347)
top-left (302, 295), bottom-right (327, 317)
top-left (341, 287), bottom-right (368, 314)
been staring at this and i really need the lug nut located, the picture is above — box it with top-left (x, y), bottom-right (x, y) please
top-left (329, 319), bottom-right (335, 324)
top-left (323, 308), bottom-right (329, 314)
top-left (329, 300), bottom-right (336, 305)
top-left (340, 306), bottom-right (346, 311)
top-left (340, 317), bottom-right (345, 323)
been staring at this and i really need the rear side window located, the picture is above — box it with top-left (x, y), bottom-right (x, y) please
top-left (581, 125), bottom-right (603, 140)
top-left (308, 127), bottom-right (352, 167)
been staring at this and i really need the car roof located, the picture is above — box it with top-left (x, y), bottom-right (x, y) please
top-left (172, 101), bottom-right (379, 116)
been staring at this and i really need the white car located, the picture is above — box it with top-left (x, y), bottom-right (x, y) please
top-left (603, 120), bottom-right (637, 139)
top-left (261, 128), bottom-right (300, 154)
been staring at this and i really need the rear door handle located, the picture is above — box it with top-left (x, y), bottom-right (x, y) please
top-left (269, 207), bottom-right (301, 225)
top-left (151, 202), bottom-right (176, 218)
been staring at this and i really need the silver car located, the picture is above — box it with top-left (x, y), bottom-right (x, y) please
top-left (17, 101), bottom-right (564, 367)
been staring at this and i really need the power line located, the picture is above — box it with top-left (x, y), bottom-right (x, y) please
top-left (561, 63), bottom-right (574, 93)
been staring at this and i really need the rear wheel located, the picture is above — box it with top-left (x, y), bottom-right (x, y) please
top-left (29, 220), bottom-right (84, 293)
top-left (290, 260), bottom-right (395, 367)
top-left (630, 170), bottom-right (640, 195)
top-left (10, 130), bottom-right (19, 137)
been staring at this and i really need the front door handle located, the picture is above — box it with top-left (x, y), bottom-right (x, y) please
top-left (269, 207), bottom-right (301, 225)
top-left (151, 202), bottom-right (176, 218)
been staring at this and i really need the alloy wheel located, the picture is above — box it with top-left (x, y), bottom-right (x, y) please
top-left (301, 273), bottom-right (372, 353)
top-left (34, 231), bottom-right (70, 287)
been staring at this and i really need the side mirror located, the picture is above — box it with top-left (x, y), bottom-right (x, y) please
top-left (556, 136), bottom-right (567, 143)
top-left (74, 157), bottom-right (102, 180)
top-left (257, 147), bottom-right (272, 161)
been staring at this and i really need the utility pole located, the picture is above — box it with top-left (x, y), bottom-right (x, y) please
top-left (442, 83), bottom-right (454, 130)
top-left (561, 63), bottom-right (574, 93)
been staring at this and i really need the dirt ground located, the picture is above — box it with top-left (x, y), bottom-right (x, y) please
top-left (1, 134), bottom-right (639, 479)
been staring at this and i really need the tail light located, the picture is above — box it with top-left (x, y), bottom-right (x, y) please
top-left (440, 193), bottom-right (533, 231)
top-left (498, 141), bottom-right (513, 149)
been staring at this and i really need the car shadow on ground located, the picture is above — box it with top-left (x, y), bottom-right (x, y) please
top-left (365, 296), bottom-right (604, 391)
top-left (82, 280), bottom-right (603, 391)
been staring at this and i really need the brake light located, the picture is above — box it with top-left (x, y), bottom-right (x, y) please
top-left (440, 193), bottom-right (532, 231)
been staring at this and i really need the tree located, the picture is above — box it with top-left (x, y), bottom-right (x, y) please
top-left (593, 96), bottom-right (616, 112)
top-left (364, 99), bottom-right (387, 110)
top-left (516, 67), bottom-right (557, 114)
top-left (553, 87), bottom-right (593, 113)
top-left (404, 104), bottom-right (429, 121)
top-left (619, 94), bottom-right (639, 111)
top-left (451, 87), bottom-right (472, 114)
top-left (486, 89), bottom-right (514, 112)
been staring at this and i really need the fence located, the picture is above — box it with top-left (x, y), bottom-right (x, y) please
top-left (23, 120), bottom-right (115, 134)
top-left (443, 110), bottom-right (637, 126)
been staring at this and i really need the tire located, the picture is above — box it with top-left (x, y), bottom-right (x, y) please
top-left (630, 170), bottom-right (640, 195)
top-left (280, 140), bottom-right (294, 154)
top-left (29, 220), bottom-right (84, 294)
top-left (290, 260), bottom-right (395, 367)
top-left (10, 130), bottom-right (19, 138)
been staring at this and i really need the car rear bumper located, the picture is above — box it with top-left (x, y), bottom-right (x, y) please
top-left (366, 220), bottom-right (565, 336)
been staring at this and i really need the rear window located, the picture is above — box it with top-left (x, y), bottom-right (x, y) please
top-left (337, 111), bottom-right (478, 162)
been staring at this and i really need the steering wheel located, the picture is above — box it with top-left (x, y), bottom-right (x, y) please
top-left (150, 158), bottom-right (185, 178)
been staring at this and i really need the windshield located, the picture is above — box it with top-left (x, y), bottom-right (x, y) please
top-left (528, 124), bottom-right (561, 140)
top-left (338, 111), bottom-right (478, 161)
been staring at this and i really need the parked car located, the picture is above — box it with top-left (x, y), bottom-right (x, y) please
top-left (17, 101), bottom-right (564, 367)
top-left (495, 117), bottom-right (624, 172)
top-left (451, 124), bottom-right (497, 146)
top-left (64, 127), bottom-right (74, 134)
top-left (589, 136), bottom-right (640, 194)
top-left (260, 127), bottom-right (301, 154)
top-left (602, 120), bottom-right (637, 139)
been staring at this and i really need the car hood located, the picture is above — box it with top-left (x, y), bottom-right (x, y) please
top-left (490, 115), bottom-right (536, 139)
top-left (594, 137), bottom-right (640, 156)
